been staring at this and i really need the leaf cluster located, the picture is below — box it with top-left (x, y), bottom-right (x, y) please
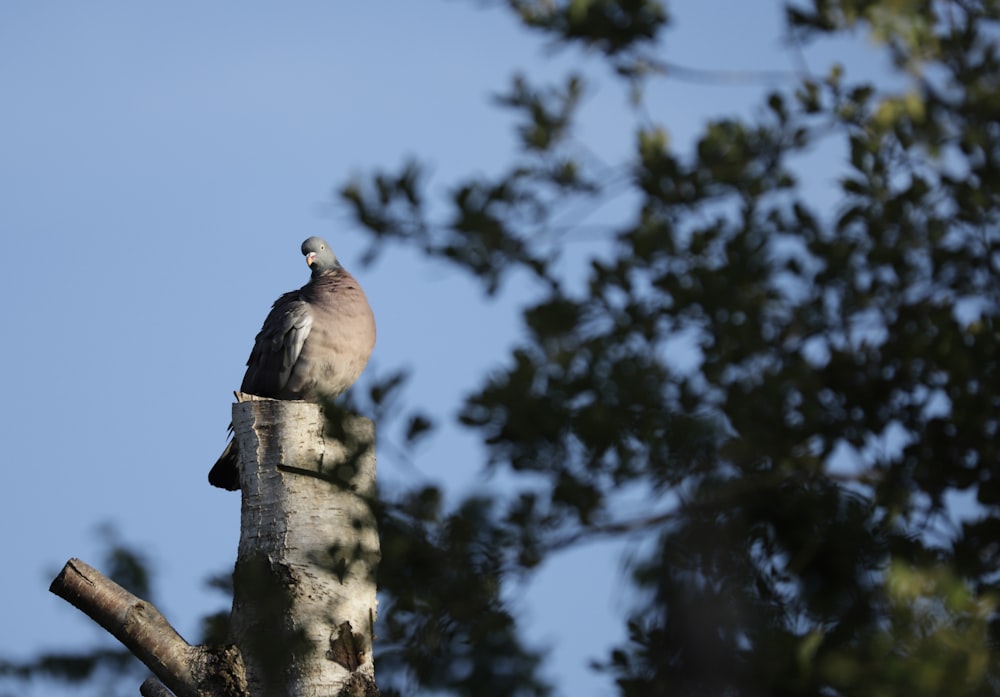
top-left (344, 1), bottom-right (1000, 695)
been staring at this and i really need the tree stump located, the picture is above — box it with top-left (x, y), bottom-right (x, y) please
top-left (228, 395), bottom-right (379, 697)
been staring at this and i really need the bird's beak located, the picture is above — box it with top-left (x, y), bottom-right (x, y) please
top-left (306, 252), bottom-right (317, 266)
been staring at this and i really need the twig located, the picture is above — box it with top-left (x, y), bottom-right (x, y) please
top-left (140, 677), bottom-right (177, 697)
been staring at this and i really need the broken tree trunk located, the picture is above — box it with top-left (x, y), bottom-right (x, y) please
top-left (50, 396), bottom-right (379, 697)
top-left (228, 394), bottom-right (380, 697)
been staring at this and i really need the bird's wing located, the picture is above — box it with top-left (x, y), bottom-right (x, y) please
top-left (240, 289), bottom-right (314, 398)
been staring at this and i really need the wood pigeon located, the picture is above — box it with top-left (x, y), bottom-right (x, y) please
top-left (209, 236), bottom-right (376, 490)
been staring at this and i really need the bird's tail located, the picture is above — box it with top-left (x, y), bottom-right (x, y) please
top-left (208, 439), bottom-right (241, 491)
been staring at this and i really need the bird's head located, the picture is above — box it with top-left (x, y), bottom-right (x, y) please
top-left (301, 236), bottom-right (341, 275)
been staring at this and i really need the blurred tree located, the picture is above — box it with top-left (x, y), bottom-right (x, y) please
top-left (5, 1), bottom-right (999, 696)
top-left (345, 0), bottom-right (1000, 695)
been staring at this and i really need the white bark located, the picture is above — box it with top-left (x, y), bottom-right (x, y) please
top-left (228, 395), bottom-right (379, 697)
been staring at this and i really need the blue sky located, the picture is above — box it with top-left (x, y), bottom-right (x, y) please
top-left (0, 3), bottom-right (889, 695)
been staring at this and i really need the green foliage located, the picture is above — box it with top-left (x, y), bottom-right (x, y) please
top-left (373, 489), bottom-right (550, 697)
top-left (344, 0), bottom-right (1000, 695)
top-left (509, 0), bottom-right (668, 57)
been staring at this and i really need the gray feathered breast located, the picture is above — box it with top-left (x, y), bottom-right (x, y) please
top-left (241, 268), bottom-right (375, 400)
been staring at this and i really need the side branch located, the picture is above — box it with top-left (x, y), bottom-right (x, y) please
top-left (50, 558), bottom-right (246, 697)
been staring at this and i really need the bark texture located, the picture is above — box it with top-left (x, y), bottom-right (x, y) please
top-left (228, 395), bottom-right (379, 697)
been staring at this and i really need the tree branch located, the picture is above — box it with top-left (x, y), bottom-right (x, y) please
top-left (50, 558), bottom-right (246, 697)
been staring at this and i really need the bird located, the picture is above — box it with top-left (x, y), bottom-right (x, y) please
top-left (208, 236), bottom-right (376, 490)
